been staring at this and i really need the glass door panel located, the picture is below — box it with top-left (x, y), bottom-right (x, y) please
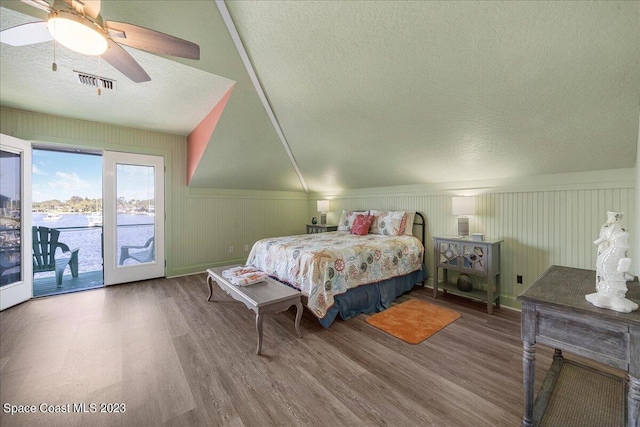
top-left (103, 152), bottom-right (164, 286)
top-left (116, 164), bottom-right (156, 266)
top-left (0, 151), bottom-right (22, 287)
top-left (0, 134), bottom-right (32, 310)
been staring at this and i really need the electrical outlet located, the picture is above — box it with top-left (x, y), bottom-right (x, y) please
top-left (517, 275), bottom-right (523, 284)
top-left (244, 244), bottom-right (249, 252)
top-left (229, 246), bottom-right (234, 253)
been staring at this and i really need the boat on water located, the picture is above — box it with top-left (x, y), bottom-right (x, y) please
top-left (43, 212), bottom-right (62, 222)
top-left (87, 212), bottom-right (103, 227)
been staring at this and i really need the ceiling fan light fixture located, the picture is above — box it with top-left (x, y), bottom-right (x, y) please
top-left (47, 13), bottom-right (107, 56)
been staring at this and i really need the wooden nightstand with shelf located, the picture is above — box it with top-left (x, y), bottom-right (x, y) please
top-left (306, 224), bottom-right (338, 234)
top-left (432, 236), bottom-right (502, 314)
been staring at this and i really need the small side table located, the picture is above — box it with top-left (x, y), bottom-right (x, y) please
top-left (306, 224), bottom-right (338, 234)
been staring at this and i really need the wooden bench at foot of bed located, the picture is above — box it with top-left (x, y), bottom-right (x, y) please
top-left (206, 266), bottom-right (303, 355)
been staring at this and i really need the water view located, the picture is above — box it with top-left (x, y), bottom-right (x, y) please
top-left (1, 148), bottom-right (158, 297)
top-left (33, 212), bottom-right (155, 279)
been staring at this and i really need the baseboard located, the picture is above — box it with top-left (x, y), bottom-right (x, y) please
top-left (500, 295), bottom-right (522, 311)
top-left (168, 258), bottom-right (248, 278)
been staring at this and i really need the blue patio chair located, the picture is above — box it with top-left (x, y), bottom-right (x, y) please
top-left (119, 237), bottom-right (154, 265)
top-left (32, 226), bottom-right (79, 287)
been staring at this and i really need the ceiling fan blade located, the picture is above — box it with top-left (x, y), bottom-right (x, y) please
top-left (105, 21), bottom-right (200, 60)
top-left (78, 0), bottom-right (101, 19)
top-left (101, 39), bottom-right (150, 83)
top-left (0, 21), bottom-right (52, 46)
top-left (62, 0), bottom-right (101, 19)
top-left (20, 0), bottom-right (52, 13)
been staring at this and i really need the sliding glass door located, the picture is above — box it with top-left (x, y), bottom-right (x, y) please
top-left (103, 152), bottom-right (164, 285)
top-left (0, 134), bottom-right (32, 310)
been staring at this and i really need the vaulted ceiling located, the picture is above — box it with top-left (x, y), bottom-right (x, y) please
top-left (1, 1), bottom-right (639, 193)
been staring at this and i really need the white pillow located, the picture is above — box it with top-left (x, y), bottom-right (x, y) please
top-left (368, 210), bottom-right (380, 233)
top-left (370, 210), bottom-right (407, 235)
top-left (337, 209), bottom-right (368, 232)
top-left (404, 211), bottom-right (416, 236)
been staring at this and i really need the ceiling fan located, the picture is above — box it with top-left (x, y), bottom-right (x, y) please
top-left (0, 0), bottom-right (200, 82)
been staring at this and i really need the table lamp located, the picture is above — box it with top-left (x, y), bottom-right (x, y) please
top-left (317, 200), bottom-right (330, 225)
top-left (452, 196), bottom-right (476, 237)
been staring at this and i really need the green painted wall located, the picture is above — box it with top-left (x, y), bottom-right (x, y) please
top-left (0, 108), bottom-right (308, 277)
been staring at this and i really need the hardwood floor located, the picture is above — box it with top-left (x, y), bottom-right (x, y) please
top-left (1, 274), bottom-right (554, 426)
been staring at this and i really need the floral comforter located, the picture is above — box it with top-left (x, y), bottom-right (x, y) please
top-left (246, 231), bottom-right (424, 319)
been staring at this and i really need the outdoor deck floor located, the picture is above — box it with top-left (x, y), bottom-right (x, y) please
top-left (33, 269), bottom-right (103, 297)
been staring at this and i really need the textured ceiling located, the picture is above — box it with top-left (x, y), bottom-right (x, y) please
top-left (1, 1), bottom-right (639, 193)
top-left (227, 1), bottom-right (640, 191)
top-left (0, 0), bottom-right (304, 192)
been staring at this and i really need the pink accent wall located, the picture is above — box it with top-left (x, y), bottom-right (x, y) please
top-left (187, 84), bottom-right (235, 184)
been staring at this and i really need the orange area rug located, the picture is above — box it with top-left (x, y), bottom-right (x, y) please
top-left (365, 299), bottom-right (461, 344)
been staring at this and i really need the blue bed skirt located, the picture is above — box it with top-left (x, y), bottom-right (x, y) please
top-left (317, 267), bottom-right (428, 329)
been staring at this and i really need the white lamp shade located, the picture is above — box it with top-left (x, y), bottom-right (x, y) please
top-left (452, 196), bottom-right (476, 216)
top-left (317, 200), bottom-right (330, 212)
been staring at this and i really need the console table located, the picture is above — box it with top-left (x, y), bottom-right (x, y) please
top-left (433, 236), bottom-right (502, 314)
top-left (518, 265), bottom-right (640, 427)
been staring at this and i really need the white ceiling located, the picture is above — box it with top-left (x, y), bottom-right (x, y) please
top-left (1, 1), bottom-right (639, 193)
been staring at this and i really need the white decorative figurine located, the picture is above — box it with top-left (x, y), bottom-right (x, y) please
top-left (586, 211), bottom-right (638, 313)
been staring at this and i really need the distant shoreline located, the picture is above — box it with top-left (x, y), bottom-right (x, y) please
top-left (33, 211), bottom-right (151, 215)
top-left (33, 211), bottom-right (97, 214)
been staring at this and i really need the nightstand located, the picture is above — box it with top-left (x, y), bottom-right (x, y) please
top-left (306, 224), bottom-right (338, 234)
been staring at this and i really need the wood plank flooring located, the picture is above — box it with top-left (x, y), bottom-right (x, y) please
top-left (1, 274), bottom-right (555, 426)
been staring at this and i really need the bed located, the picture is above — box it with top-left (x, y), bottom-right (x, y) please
top-left (246, 211), bottom-right (427, 328)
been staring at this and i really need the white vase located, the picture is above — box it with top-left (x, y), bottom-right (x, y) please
top-left (586, 211), bottom-right (638, 313)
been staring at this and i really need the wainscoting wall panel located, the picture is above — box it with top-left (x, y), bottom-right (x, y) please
top-left (179, 192), bottom-right (308, 275)
top-left (311, 185), bottom-right (635, 309)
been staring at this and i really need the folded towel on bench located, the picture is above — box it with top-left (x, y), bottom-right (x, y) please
top-left (222, 266), bottom-right (252, 279)
top-left (222, 266), bottom-right (268, 286)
